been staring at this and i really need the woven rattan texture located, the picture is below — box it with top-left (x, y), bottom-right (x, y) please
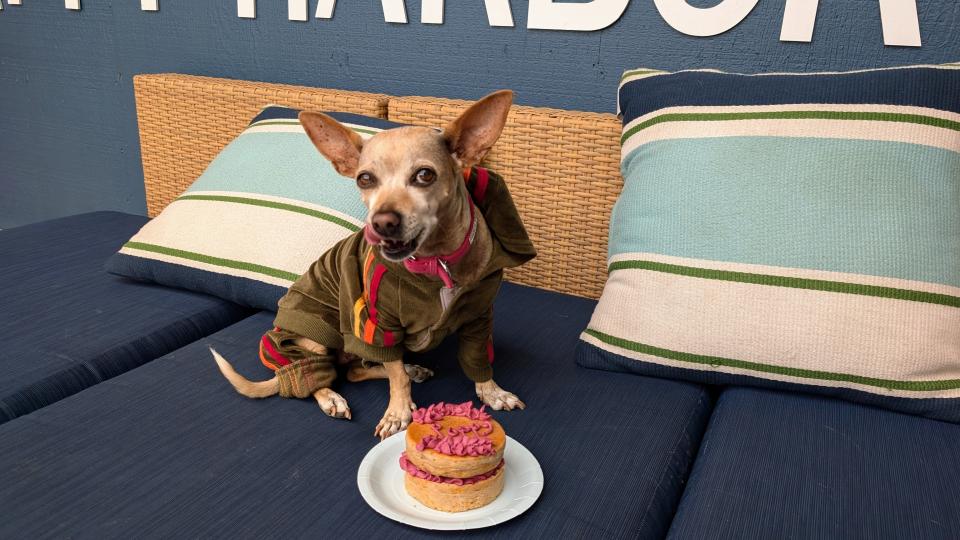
top-left (388, 96), bottom-right (623, 299)
top-left (135, 74), bottom-right (389, 217)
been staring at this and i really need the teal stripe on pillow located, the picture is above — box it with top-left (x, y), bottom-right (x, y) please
top-left (186, 133), bottom-right (368, 221)
top-left (611, 137), bottom-right (960, 287)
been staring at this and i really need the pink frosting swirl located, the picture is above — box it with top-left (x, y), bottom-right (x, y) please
top-left (411, 402), bottom-right (496, 456)
top-left (418, 432), bottom-right (494, 456)
top-left (412, 401), bottom-right (491, 424)
top-left (399, 453), bottom-right (504, 485)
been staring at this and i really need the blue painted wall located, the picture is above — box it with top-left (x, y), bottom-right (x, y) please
top-left (1, 1), bottom-right (958, 228)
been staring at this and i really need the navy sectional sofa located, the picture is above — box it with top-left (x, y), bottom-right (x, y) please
top-left (0, 212), bottom-right (712, 538)
top-left (0, 212), bottom-right (252, 423)
top-left (1, 211), bottom-right (958, 539)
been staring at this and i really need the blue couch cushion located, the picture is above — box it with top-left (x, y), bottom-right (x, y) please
top-left (0, 211), bottom-right (252, 423)
top-left (0, 283), bottom-right (711, 539)
top-left (668, 387), bottom-right (960, 539)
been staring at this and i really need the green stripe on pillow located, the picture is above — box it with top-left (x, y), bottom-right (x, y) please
top-left (621, 110), bottom-right (960, 145)
top-left (176, 194), bottom-right (361, 232)
top-left (123, 241), bottom-right (300, 282)
top-left (609, 259), bottom-right (960, 308)
top-left (582, 329), bottom-right (960, 392)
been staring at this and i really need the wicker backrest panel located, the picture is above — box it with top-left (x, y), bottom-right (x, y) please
top-left (388, 96), bottom-right (623, 299)
top-left (133, 74), bottom-right (622, 298)
top-left (134, 74), bottom-right (389, 217)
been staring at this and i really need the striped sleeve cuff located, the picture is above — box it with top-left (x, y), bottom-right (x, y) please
top-left (344, 334), bottom-right (404, 363)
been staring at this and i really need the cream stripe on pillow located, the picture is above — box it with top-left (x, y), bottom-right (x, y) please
top-left (585, 268), bottom-right (960, 398)
top-left (118, 196), bottom-right (361, 284)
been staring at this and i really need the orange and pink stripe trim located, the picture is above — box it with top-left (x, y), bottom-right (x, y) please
top-left (354, 247), bottom-right (396, 346)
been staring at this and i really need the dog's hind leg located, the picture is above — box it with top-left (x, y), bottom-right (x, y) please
top-left (404, 364), bottom-right (434, 382)
top-left (346, 359), bottom-right (434, 383)
top-left (313, 387), bottom-right (351, 419)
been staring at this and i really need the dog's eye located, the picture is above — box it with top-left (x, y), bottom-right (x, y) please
top-left (357, 172), bottom-right (376, 189)
top-left (413, 168), bottom-right (436, 186)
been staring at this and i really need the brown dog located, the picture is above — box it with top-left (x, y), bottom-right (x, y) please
top-left (212, 91), bottom-right (535, 439)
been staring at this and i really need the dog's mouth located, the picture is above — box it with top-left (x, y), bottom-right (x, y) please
top-left (364, 225), bottom-right (422, 261)
top-left (380, 237), bottom-right (419, 260)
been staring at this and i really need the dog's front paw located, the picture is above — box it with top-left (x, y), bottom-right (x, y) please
top-left (475, 380), bottom-right (525, 411)
top-left (313, 388), bottom-right (351, 419)
top-left (374, 398), bottom-right (416, 440)
top-left (404, 364), bottom-right (434, 383)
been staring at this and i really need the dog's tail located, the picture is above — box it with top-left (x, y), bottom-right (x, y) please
top-left (210, 347), bottom-right (280, 398)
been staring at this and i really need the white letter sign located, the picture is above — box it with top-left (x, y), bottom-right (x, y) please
top-left (382, 0), bottom-right (406, 23)
top-left (306, 0), bottom-right (514, 26)
top-left (238, 0), bottom-right (255, 19)
top-left (316, 0), bottom-right (335, 19)
top-left (421, 0), bottom-right (443, 24)
top-left (527, 0), bottom-right (629, 31)
top-left (484, 0), bottom-right (514, 26)
top-left (654, 0), bottom-right (759, 36)
top-left (780, 0), bottom-right (921, 46)
top-left (1, 0), bottom-right (921, 48)
top-left (289, 0), bottom-right (307, 21)
top-left (878, 0), bottom-right (921, 46)
top-left (780, 0), bottom-right (817, 42)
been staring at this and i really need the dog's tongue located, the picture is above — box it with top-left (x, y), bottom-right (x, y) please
top-left (363, 225), bottom-right (383, 245)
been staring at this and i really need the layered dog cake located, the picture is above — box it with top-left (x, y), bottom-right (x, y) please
top-left (400, 402), bottom-right (506, 512)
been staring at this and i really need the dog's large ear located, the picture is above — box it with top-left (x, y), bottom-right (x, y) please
top-left (299, 111), bottom-right (364, 177)
top-left (443, 90), bottom-right (513, 168)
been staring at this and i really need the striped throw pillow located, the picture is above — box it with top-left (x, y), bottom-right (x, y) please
top-left (577, 64), bottom-right (960, 422)
top-left (106, 107), bottom-right (402, 311)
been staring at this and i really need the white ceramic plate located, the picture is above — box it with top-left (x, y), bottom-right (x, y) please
top-left (357, 432), bottom-right (544, 530)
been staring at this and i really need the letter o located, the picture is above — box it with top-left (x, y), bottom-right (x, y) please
top-left (653, 0), bottom-right (760, 37)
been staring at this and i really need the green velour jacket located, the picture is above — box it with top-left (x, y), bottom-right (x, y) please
top-left (259, 167), bottom-right (536, 398)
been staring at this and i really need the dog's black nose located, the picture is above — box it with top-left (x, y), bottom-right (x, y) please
top-left (371, 211), bottom-right (402, 238)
